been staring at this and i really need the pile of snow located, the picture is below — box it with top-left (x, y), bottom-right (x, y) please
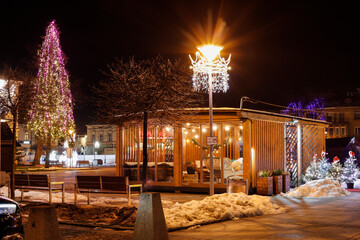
top-left (283, 179), bottom-right (350, 198)
top-left (164, 192), bottom-right (285, 229)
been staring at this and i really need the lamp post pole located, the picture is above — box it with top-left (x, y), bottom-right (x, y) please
top-left (208, 74), bottom-right (215, 195)
top-left (190, 44), bottom-right (231, 196)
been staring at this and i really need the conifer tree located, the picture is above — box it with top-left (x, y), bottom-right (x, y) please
top-left (303, 152), bottom-right (330, 182)
top-left (326, 156), bottom-right (343, 182)
top-left (27, 20), bottom-right (75, 168)
top-left (341, 151), bottom-right (360, 183)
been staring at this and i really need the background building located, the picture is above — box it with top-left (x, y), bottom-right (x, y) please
top-left (86, 124), bottom-right (116, 155)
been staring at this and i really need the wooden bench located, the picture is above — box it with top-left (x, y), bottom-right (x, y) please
top-left (13, 174), bottom-right (65, 204)
top-left (74, 176), bottom-right (142, 206)
top-left (76, 160), bottom-right (92, 168)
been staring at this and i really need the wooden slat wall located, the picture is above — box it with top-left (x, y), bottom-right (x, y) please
top-left (252, 120), bottom-right (285, 184)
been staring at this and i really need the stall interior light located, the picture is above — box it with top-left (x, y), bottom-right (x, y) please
top-left (240, 125), bottom-right (243, 130)
top-left (192, 129), bottom-right (196, 133)
top-left (213, 125), bottom-right (217, 131)
top-left (202, 128), bottom-right (207, 133)
top-left (165, 127), bottom-right (171, 132)
top-left (225, 126), bottom-right (230, 131)
top-left (194, 135), bottom-right (199, 139)
top-left (186, 122), bottom-right (190, 126)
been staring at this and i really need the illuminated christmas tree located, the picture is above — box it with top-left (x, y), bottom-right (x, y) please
top-left (341, 151), bottom-right (360, 185)
top-left (326, 156), bottom-right (343, 182)
top-left (28, 20), bottom-right (75, 168)
top-left (303, 152), bottom-right (330, 182)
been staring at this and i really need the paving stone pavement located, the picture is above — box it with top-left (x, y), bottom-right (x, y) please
top-left (169, 192), bottom-right (360, 240)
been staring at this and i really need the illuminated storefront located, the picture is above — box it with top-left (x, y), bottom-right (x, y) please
top-left (116, 108), bottom-right (328, 192)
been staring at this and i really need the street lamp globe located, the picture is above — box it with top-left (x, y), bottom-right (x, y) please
top-left (197, 45), bottom-right (223, 62)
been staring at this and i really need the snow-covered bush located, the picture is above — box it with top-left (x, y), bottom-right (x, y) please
top-left (326, 156), bottom-right (343, 182)
top-left (303, 152), bottom-right (330, 182)
top-left (341, 151), bottom-right (360, 183)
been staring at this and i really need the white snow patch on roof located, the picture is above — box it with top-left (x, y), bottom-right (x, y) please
top-left (283, 179), bottom-right (350, 198)
top-left (164, 193), bottom-right (285, 229)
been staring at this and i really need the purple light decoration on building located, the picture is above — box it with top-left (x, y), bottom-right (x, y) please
top-left (282, 98), bottom-right (326, 121)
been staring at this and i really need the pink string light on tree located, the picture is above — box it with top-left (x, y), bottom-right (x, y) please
top-left (28, 20), bottom-right (75, 168)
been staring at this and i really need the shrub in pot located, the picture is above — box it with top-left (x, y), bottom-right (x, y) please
top-left (257, 170), bottom-right (273, 196)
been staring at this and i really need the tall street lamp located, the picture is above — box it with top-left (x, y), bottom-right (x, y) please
top-left (190, 44), bottom-right (231, 195)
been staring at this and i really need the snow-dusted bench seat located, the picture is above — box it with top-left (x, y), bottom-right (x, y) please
top-left (74, 175), bottom-right (142, 206)
top-left (13, 174), bottom-right (65, 204)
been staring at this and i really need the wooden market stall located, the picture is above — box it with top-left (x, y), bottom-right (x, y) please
top-left (115, 108), bottom-right (328, 193)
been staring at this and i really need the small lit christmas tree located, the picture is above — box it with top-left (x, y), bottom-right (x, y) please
top-left (341, 151), bottom-right (360, 185)
top-left (303, 153), bottom-right (322, 182)
top-left (326, 156), bottom-right (343, 182)
top-left (303, 152), bottom-right (330, 182)
top-left (27, 20), bottom-right (75, 168)
top-left (319, 151), bottom-right (331, 177)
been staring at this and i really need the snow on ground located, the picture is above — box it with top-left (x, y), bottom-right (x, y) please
top-left (164, 193), bottom-right (285, 229)
top-left (1, 187), bottom-right (285, 230)
top-left (0, 186), bottom-right (173, 207)
top-left (341, 178), bottom-right (360, 189)
top-left (283, 179), bottom-right (350, 198)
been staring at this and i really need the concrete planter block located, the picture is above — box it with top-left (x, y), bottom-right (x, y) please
top-left (133, 193), bottom-right (168, 240)
top-left (25, 205), bottom-right (61, 240)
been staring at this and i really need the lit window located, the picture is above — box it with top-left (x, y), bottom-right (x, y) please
top-left (341, 127), bottom-right (346, 136)
top-left (354, 112), bottom-right (360, 120)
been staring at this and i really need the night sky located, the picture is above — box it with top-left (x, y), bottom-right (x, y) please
top-left (1, 0), bottom-right (359, 133)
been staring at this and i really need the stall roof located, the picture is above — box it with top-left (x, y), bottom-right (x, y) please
top-left (182, 107), bottom-right (329, 125)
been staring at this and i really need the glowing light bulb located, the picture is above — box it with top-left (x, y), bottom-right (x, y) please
top-left (202, 128), bottom-right (206, 133)
top-left (165, 127), bottom-right (171, 132)
top-left (194, 135), bottom-right (199, 139)
top-left (225, 126), bottom-right (230, 131)
top-left (240, 125), bottom-right (243, 130)
top-left (213, 125), bottom-right (217, 131)
top-left (192, 129), bottom-right (196, 133)
top-left (186, 122), bottom-right (190, 126)
top-left (197, 45), bottom-right (223, 62)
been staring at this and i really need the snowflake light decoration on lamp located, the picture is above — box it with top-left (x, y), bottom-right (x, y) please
top-left (189, 45), bottom-right (231, 93)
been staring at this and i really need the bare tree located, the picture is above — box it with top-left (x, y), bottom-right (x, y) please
top-left (0, 65), bottom-right (33, 199)
top-left (96, 56), bottom-right (205, 187)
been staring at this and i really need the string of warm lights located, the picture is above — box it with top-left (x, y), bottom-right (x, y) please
top-left (189, 46), bottom-right (231, 93)
top-left (28, 20), bottom-right (75, 141)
